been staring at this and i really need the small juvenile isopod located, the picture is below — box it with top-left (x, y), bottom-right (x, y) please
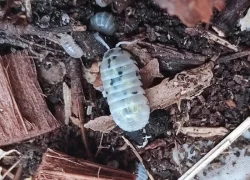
top-left (90, 12), bottom-right (116, 35)
top-left (100, 46), bottom-right (150, 132)
top-left (58, 34), bottom-right (84, 58)
top-left (136, 163), bottom-right (148, 180)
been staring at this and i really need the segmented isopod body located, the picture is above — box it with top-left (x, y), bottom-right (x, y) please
top-left (136, 163), bottom-right (148, 180)
top-left (100, 47), bottom-right (150, 132)
top-left (59, 34), bottom-right (84, 58)
top-left (90, 12), bottom-right (116, 35)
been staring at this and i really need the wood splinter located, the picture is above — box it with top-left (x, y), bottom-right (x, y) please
top-left (34, 149), bottom-right (137, 180)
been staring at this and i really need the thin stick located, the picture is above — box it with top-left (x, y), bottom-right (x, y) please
top-left (217, 51), bottom-right (250, 63)
top-left (2, 157), bottom-right (22, 179)
top-left (178, 117), bottom-right (250, 180)
top-left (95, 133), bottom-right (104, 157)
top-left (122, 136), bottom-right (154, 180)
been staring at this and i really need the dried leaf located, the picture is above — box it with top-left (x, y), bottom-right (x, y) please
top-left (181, 127), bottom-right (228, 137)
top-left (146, 63), bottom-right (213, 111)
top-left (122, 43), bottom-right (152, 65)
top-left (154, 0), bottom-right (225, 26)
top-left (140, 58), bottom-right (164, 88)
top-left (84, 116), bottom-right (116, 133)
top-left (83, 62), bottom-right (103, 91)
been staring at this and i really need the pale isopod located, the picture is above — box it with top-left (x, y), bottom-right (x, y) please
top-left (90, 12), bottom-right (116, 35)
top-left (59, 34), bottom-right (84, 58)
top-left (100, 47), bottom-right (150, 132)
top-left (136, 163), bottom-right (148, 180)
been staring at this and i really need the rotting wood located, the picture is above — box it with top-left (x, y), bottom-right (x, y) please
top-left (68, 58), bottom-right (92, 159)
top-left (180, 127), bottom-right (228, 138)
top-left (212, 0), bottom-right (250, 36)
top-left (0, 50), bottom-right (59, 146)
top-left (34, 148), bottom-right (137, 180)
top-left (146, 62), bottom-right (213, 111)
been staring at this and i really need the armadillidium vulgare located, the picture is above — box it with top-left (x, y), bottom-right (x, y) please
top-left (59, 34), bottom-right (84, 58)
top-left (95, 0), bottom-right (111, 7)
top-left (100, 47), bottom-right (150, 132)
top-left (90, 12), bottom-right (116, 35)
top-left (136, 163), bottom-right (148, 180)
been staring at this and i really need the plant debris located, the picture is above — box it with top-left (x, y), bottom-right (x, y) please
top-left (0, 51), bottom-right (59, 146)
top-left (180, 126), bottom-right (228, 137)
top-left (84, 116), bottom-right (116, 133)
top-left (146, 62), bottom-right (213, 111)
top-left (154, 0), bottom-right (225, 26)
top-left (140, 58), bottom-right (164, 88)
top-left (34, 148), bottom-right (137, 180)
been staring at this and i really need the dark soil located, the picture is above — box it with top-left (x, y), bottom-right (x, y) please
top-left (1, 0), bottom-right (250, 180)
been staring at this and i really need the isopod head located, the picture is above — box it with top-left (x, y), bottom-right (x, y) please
top-left (100, 48), bottom-right (150, 132)
top-left (90, 12), bottom-right (116, 36)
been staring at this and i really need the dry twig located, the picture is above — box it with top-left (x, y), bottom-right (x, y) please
top-left (185, 28), bottom-right (239, 52)
top-left (180, 127), bottom-right (228, 138)
top-left (68, 58), bottom-right (92, 159)
top-left (122, 136), bottom-right (154, 180)
top-left (217, 51), bottom-right (250, 63)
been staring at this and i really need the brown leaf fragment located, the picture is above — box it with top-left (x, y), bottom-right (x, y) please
top-left (225, 99), bottom-right (236, 109)
top-left (144, 139), bottom-right (167, 150)
top-left (180, 127), bottom-right (228, 137)
top-left (83, 62), bottom-right (103, 91)
top-left (0, 51), bottom-right (59, 146)
top-left (84, 116), bottom-right (116, 133)
top-left (154, 0), bottom-right (225, 26)
top-left (34, 148), bottom-right (137, 180)
top-left (122, 43), bottom-right (153, 65)
top-left (140, 58), bottom-right (164, 88)
top-left (146, 63), bottom-right (213, 111)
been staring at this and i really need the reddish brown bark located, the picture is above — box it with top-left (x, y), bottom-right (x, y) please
top-left (34, 149), bottom-right (137, 180)
top-left (0, 50), bottom-right (59, 146)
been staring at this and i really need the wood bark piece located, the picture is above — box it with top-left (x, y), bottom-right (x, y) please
top-left (34, 148), bottom-right (137, 180)
top-left (212, 0), bottom-right (250, 36)
top-left (146, 62), bottom-right (213, 111)
top-left (122, 42), bottom-right (207, 75)
top-left (0, 51), bottom-right (59, 146)
top-left (68, 58), bottom-right (92, 159)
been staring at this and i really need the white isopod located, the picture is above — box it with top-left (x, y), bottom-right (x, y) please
top-left (136, 163), bottom-right (148, 180)
top-left (58, 34), bottom-right (84, 58)
top-left (100, 46), bottom-right (150, 132)
top-left (90, 12), bottom-right (116, 35)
